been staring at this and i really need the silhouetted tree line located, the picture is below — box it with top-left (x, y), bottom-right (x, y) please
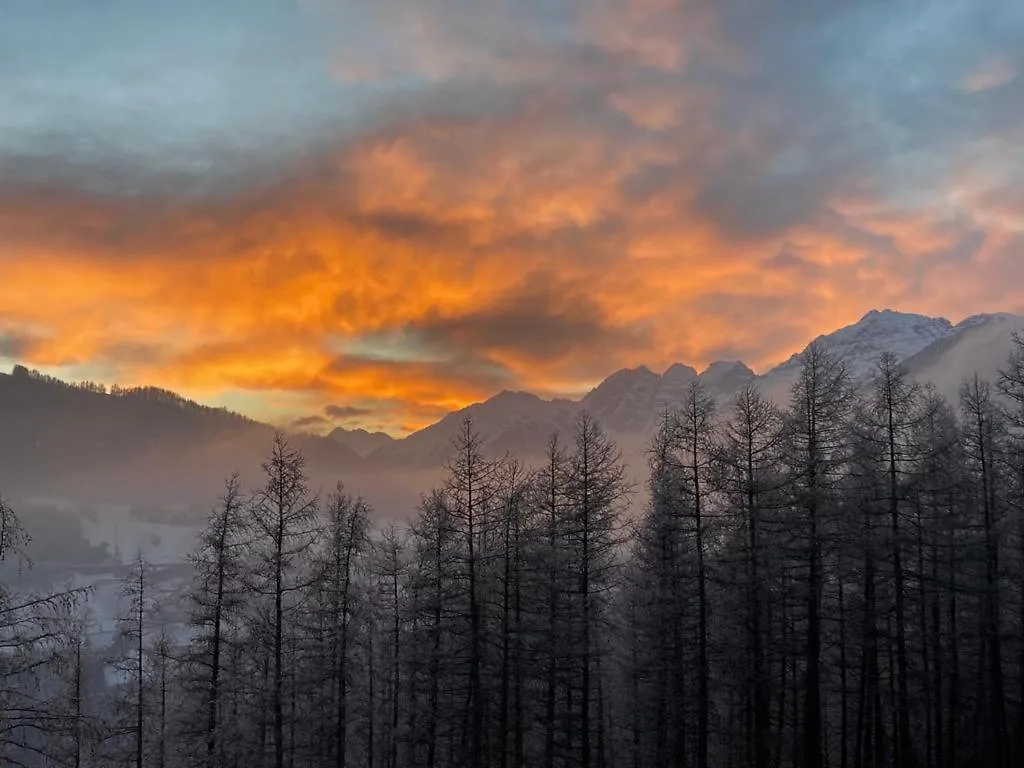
top-left (7, 335), bottom-right (1024, 767)
top-left (10, 364), bottom-right (252, 421)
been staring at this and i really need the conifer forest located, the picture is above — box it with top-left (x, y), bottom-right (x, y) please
top-left (8, 336), bottom-right (1024, 768)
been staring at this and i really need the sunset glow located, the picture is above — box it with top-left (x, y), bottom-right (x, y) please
top-left (3, 0), bottom-right (1023, 434)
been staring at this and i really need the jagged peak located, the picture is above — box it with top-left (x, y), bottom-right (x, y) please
top-left (329, 426), bottom-right (392, 439)
top-left (583, 365), bottom-right (659, 398)
top-left (768, 308), bottom-right (957, 379)
top-left (605, 364), bottom-right (656, 378)
top-left (490, 389), bottom-right (543, 403)
top-left (853, 308), bottom-right (952, 330)
top-left (662, 362), bottom-right (698, 378)
top-left (699, 360), bottom-right (753, 377)
top-left (859, 307), bottom-right (945, 320)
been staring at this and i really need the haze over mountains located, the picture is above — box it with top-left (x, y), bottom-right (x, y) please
top-left (3, 308), bottom-right (1024, 518)
top-left (348, 308), bottom-right (1024, 471)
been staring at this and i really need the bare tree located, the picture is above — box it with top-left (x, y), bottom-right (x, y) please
top-left (861, 353), bottom-right (922, 766)
top-left (444, 418), bottom-right (502, 768)
top-left (246, 434), bottom-right (320, 768)
top-left (782, 341), bottom-right (854, 768)
top-left (715, 383), bottom-right (784, 768)
top-left (629, 411), bottom-right (695, 768)
top-left (961, 375), bottom-right (1009, 767)
top-left (535, 433), bottom-right (570, 768)
top-left (109, 551), bottom-right (157, 768)
top-left (564, 412), bottom-right (630, 768)
top-left (312, 484), bottom-right (369, 768)
top-left (0, 495), bottom-right (88, 767)
top-left (184, 473), bottom-right (247, 767)
top-left (675, 380), bottom-right (717, 768)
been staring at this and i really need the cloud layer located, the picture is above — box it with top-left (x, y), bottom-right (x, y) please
top-left (2, 0), bottom-right (1023, 433)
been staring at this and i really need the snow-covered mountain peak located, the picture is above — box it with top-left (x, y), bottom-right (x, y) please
top-left (698, 360), bottom-right (756, 395)
top-left (699, 360), bottom-right (753, 377)
top-left (490, 389), bottom-right (544, 406)
top-left (661, 362), bottom-right (698, 382)
top-left (582, 366), bottom-right (658, 401)
top-left (367, 307), bottom-right (1024, 469)
top-left (582, 365), bottom-right (662, 433)
top-left (772, 309), bottom-right (955, 380)
top-left (955, 312), bottom-right (1020, 330)
top-left (651, 363), bottom-right (699, 416)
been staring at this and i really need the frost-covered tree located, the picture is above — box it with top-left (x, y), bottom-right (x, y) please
top-left (0, 496), bottom-right (88, 766)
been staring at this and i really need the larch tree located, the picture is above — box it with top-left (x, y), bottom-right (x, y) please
top-left (312, 483), bottom-right (370, 768)
top-left (714, 383), bottom-right (784, 768)
top-left (629, 410), bottom-right (695, 768)
top-left (674, 379), bottom-right (717, 768)
top-left (373, 523), bottom-right (408, 768)
top-left (110, 551), bottom-right (157, 768)
top-left (563, 411), bottom-right (630, 768)
top-left (782, 341), bottom-right (854, 768)
top-left (998, 332), bottom-right (1024, 764)
top-left (443, 417), bottom-right (502, 768)
top-left (246, 433), bottom-right (321, 768)
top-left (0, 495), bottom-right (87, 767)
top-left (184, 472), bottom-right (248, 768)
top-left (534, 433), bottom-right (571, 768)
top-left (960, 375), bottom-right (1009, 766)
top-left (861, 352), bottom-right (922, 766)
top-left (407, 489), bottom-right (458, 768)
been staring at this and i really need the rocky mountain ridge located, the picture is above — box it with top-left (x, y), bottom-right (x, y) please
top-left (353, 309), bottom-right (1024, 468)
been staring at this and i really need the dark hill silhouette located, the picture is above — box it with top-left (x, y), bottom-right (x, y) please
top-left (0, 366), bottom-right (362, 506)
top-left (4, 310), bottom-right (1023, 516)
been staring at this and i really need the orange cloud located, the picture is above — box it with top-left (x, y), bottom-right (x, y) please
top-left (4, 1), bottom-right (1024, 435)
top-left (0, 107), bottom-right (1009, 435)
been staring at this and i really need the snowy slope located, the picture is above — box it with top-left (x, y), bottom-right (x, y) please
top-left (902, 313), bottom-right (1024, 403)
top-left (16, 308), bottom-right (1019, 487)
top-left (767, 309), bottom-right (955, 381)
top-left (698, 360), bottom-right (755, 397)
top-left (581, 366), bottom-right (663, 434)
top-left (375, 308), bottom-right (1024, 468)
top-left (652, 363), bottom-right (699, 417)
top-left (368, 390), bottom-right (579, 467)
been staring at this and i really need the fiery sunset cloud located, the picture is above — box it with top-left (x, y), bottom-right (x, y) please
top-left (2, 0), bottom-right (1024, 434)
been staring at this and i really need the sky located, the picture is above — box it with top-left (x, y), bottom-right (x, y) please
top-left (2, 0), bottom-right (1024, 435)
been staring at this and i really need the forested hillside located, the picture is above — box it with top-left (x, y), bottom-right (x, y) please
top-left (6, 334), bottom-right (1024, 767)
top-left (0, 366), bottom-right (362, 503)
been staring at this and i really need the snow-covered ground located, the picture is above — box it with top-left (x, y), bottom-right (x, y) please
top-left (17, 497), bottom-right (200, 644)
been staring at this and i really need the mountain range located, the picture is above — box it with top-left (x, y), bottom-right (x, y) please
top-left (3, 309), bottom-right (1023, 514)
top-left (342, 309), bottom-right (1024, 469)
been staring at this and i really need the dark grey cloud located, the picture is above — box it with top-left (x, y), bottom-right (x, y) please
top-left (412, 270), bottom-right (648, 366)
top-left (321, 352), bottom-right (513, 395)
top-left (290, 414), bottom-right (332, 431)
top-left (3, 0), bottom-right (1024, 427)
top-left (6, 0), bottom-right (1022, 269)
top-left (325, 404), bottom-right (373, 419)
top-left (0, 331), bottom-right (39, 359)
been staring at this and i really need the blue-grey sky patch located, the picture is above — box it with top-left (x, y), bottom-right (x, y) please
top-left (2, 0), bottom-right (1024, 431)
